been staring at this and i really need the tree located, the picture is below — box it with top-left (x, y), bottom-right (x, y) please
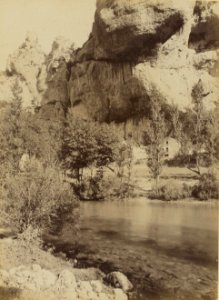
top-left (191, 80), bottom-right (205, 174)
top-left (143, 95), bottom-right (168, 190)
top-left (0, 79), bottom-right (23, 171)
top-left (202, 105), bottom-right (219, 166)
top-left (19, 113), bottom-right (64, 167)
top-left (191, 79), bottom-right (216, 174)
top-left (61, 110), bottom-right (120, 186)
top-left (0, 95), bottom-right (64, 173)
top-left (169, 105), bottom-right (182, 141)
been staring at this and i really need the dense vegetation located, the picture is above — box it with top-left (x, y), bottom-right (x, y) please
top-left (0, 81), bottom-right (128, 240)
top-left (0, 81), bottom-right (78, 241)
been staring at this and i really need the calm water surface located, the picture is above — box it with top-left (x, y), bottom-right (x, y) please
top-left (80, 199), bottom-right (218, 263)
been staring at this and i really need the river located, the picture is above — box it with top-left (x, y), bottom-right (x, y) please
top-left (61, 199), bottom-right (218, 300)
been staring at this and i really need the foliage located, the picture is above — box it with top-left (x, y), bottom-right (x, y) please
top-left (17, 226), bottom-right (43, 248)
top-left (61, 111), bottom-right (121, 181)
top-left (0, 158), bottom-right (78, 235)
top-left (190, 80), bottom-right (211, 173)
top-left (0, 79), bottom-right (23, 169)
top-left (19, 113), bottom-right (64, 166)
top-left (76, 139), bottom-right (134, 201)
top-left (0, 81), bottom-right (64, 171)
top-left (143, 92), bottom-right (168, 188)
top-left (166, 152), bottom-right (212, 168)
top-left (149, 181), bottom-right (192, 201)
top-left (174, 85), bottom-right (218, 171)
top-left (192, 172), bottom-right (219, 200)
top-left (94, 173), bottom-right (134, 200)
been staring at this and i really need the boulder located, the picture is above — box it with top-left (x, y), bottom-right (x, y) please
top-left (104, 271), bottom-right (133, 292)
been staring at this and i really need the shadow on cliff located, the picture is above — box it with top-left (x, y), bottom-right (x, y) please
top-left (37, 59), bottom-right (71, 120)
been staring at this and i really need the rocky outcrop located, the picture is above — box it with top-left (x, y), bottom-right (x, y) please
top-left (6, 32), bottom-right (46, 108)
top-left (69, 0), bottom-right (219, 122)
top-left (40, 37), bottom-right (75, 119)
top-left (2, 34), bottom-right (74, 116)
top-left (0, 265), bottom-right (128, 300)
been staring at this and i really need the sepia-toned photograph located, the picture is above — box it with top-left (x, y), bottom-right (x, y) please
top-left (0, 0), bottom-right (218, 300)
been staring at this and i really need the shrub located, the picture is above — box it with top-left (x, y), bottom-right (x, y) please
top-left (75, 168), bottom-right (134, 201)
top-left (149, 180), bottom-right (192, 201)
top-left (0, 158), bottom-right (79, 236)
top-left (100, 173), bottom-right (134, 200)
top-left (166, 153), bottom-right (196, 167)
top-left (167, 152), bottom-right (212, 168)
top-left (192, 172), bottom-right (219, 200)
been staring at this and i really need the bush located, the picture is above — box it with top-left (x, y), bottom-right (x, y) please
top-left (167, 152), bottom-right (212, 168)
top-left (0, 158), bottom-right (79, 235)
top-left (192, 172), bottom-right (219, 200)
top-left (166, 153), bottom-right (196, 167)
top-left (149, 180), bottom-right (192, 201)
top-left (75, 169), bottom-right (134, 201)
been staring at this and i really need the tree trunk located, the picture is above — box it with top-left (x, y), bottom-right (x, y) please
top-left (155, 174), bottom-right (160, 193)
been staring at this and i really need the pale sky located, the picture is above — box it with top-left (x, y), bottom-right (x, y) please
top-left (0, 0), bottom-right (96, 70)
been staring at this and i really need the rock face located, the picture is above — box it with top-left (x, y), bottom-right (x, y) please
top-left (69, 0), bottom-right (219, 122)
top-left (40, 36), bottom-right (75, 119)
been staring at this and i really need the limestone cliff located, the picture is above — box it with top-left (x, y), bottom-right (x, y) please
top-left (69, 0), bottom-right (219, 122)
